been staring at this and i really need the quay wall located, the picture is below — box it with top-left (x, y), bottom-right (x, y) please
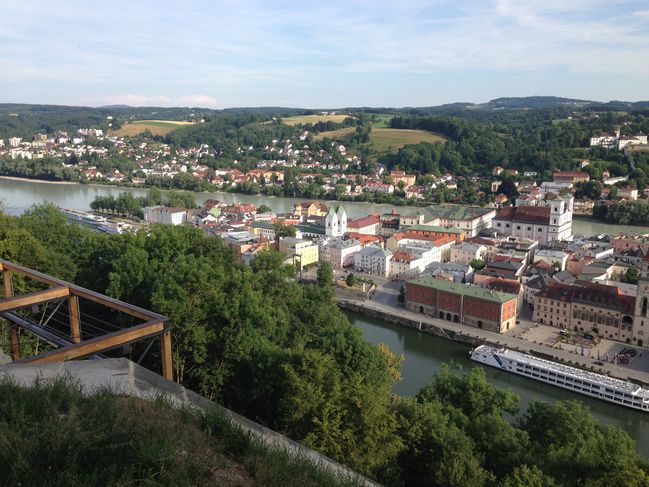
top-left (337, 299), bottom-right (649, 388)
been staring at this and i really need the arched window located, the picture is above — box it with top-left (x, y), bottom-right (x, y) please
top-left (643, 297), bottom-right (648, 317)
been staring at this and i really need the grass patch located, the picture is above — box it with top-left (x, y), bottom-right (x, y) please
top-left (281, 114), bottom-right (351, 126)
top-left (111, 120), bottom-right (194, 137)
top-left (0, 378), bottom-right (361, 487)
top-left (315, 128), bottom-right (447, 155)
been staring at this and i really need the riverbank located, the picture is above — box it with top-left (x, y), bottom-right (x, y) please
top-left (0, 174), bottom-right (421, 208)
top-left (337, 298), bottom-right (649, 387)
top-left (0, 175), bottom-right (80, 186)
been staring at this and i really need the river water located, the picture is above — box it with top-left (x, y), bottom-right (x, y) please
top-left (1, 177), bottom-right (647, 236)
top-left (347, 312), bottom-right (649, 456)
top-left (2, 177), bottom-right (649, 454)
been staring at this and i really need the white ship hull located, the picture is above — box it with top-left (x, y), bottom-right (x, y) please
top-left (471, 345), bottom-right (649, 412)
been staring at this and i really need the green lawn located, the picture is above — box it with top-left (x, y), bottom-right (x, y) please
top-left (281, 114), bottom-right (352, 125)
top-left (315, 127), bottom-right (447, 154)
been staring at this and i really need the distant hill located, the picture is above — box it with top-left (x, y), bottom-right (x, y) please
top-left (485, 96), bottom-right (594, 109)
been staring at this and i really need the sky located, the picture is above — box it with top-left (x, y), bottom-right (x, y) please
top-left (1, 0), bottom-right (648, 108)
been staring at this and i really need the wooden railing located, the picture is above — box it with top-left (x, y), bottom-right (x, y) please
top-left (0, 259), bottom-right (173, 380)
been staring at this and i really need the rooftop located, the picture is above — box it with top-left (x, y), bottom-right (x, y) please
top-left (495, 206), bottom-right (550, 225)
top-left (408, 277), bottom-right (517, 303)
top-left (537, 282), bottom-right (635, 314)
top-left (409, 204), bottom-right (495, 221)
top-left (408, 224), bottom-right (464, 234)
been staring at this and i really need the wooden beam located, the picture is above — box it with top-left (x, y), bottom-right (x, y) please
top-left (2, 271), bottom-right (13, 299)
top-left (2, 271), bottom-right (19, 361)
top-left (22, 319), bottom-right (165, 364)
top-left (0, 259), bottom-right (167, 322)
top-left (0, 287), bottom-right (70, 313)
top-left (68, 295), bottom-right (81, 343)
top-left (160, 330), bottom-right (173, 381)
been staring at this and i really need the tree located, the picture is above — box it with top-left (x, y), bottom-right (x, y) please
top-left (470, 259), bottom-right (485, 271)
top-left (345, 273), bottom-right (356, 287)
top-left (257, 204), bottom-right (272, 213)
top-left (497, 178), bottom-right (519, 199)
top-left (147, 187), bottom-right (162, 206)
top-left (398, 285), bottom-right (406, 304)
top-left (317, 262), bottom-right (334, 288)
top-left (622, 267), bottom-right (639, 285)
top-left (273, 221), bottom-right (296, 242)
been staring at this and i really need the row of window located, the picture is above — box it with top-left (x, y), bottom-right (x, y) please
top-left (515, 367), bottom-right (641, 403)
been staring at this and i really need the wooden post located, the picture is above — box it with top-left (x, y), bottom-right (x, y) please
top-left (2, 271), bottom-right (19, 361)
top-left (68, 295), bottom-right (81, 343)
top-left (160, 330), bottom-right (173, 381)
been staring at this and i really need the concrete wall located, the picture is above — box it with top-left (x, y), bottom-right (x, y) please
top-left (0, 359), bottom-right (379, 487)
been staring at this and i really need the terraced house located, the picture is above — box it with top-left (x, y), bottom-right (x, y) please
top-left (532, 282), bottom-right (635, 343)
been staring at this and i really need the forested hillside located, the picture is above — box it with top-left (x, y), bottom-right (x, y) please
top-left (1, 204), bottom-right (647, 486)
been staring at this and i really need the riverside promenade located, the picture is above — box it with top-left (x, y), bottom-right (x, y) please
top-left (338, 297), bottom-right (649, 387)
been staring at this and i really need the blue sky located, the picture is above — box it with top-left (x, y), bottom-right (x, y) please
top-left (1, 0), bottom-right (648, 108)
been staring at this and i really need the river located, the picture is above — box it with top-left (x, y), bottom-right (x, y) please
top-left (347, 312), bottom-right (649, 456)
top-left (1, 177), bottom-right (648, 236)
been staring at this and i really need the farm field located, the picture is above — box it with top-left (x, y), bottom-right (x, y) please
top-left (315, 128), bottom-right (447, 153)
top-left (111, 120), bottom-right (194, 137)
top-left (281, 114), bottom-right (351, 125)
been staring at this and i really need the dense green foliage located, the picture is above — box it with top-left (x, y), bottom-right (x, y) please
top-left (1, 204), bottom-right (648, 485)
top-left (0, 379), bottom-right (358, 487)
top-left (593, 201), bottom-right (649, 225)
top-left (90, 189), bottom-right (196, 217)
top-left (379, 112), bottom-right (649, 180)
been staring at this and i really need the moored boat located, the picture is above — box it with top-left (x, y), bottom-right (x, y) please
top-left (470, 345), bottom-right (649, 412)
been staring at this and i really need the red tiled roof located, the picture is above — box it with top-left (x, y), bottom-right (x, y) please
top-left (392, 251), bottom-right (416, 263)
top-left (536, 283), bottom-right (635, 314)
top-left (495, 206), bottom-right (550, 225)
top-left (347, 232), bottom-right (382, 245)
top-left (348, 215), bottom-right (380, 229)
top-left (553, 171), bottom-right (589, 178)
top-left (483, 277), bottom-right (522, 295)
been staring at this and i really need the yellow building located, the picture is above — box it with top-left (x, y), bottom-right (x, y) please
top-left (294, 200), bottom-right (328, 217)
top-left (279, 237), bottom-right (319, 268)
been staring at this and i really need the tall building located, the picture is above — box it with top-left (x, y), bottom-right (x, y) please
top-left (325, 205), bottom-right (347, 237)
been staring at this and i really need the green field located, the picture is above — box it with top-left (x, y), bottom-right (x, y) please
top-left (112, 119), bottom-right (194, 137)
top-left (315, 127), bottom-right (447, 153)
top-left (281, 114), bottom-right (351, 125)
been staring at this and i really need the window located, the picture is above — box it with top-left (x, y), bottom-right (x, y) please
top-left (516, 225), bottom-right (521, 230)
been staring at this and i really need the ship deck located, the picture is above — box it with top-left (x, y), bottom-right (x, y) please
top-left (478, 345), bottom-right (649, 397)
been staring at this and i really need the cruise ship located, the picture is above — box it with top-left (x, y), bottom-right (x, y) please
top-left (471, 345), bottom-right (649, 412)
top-left (61, 208), bottom-right (106, 226)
